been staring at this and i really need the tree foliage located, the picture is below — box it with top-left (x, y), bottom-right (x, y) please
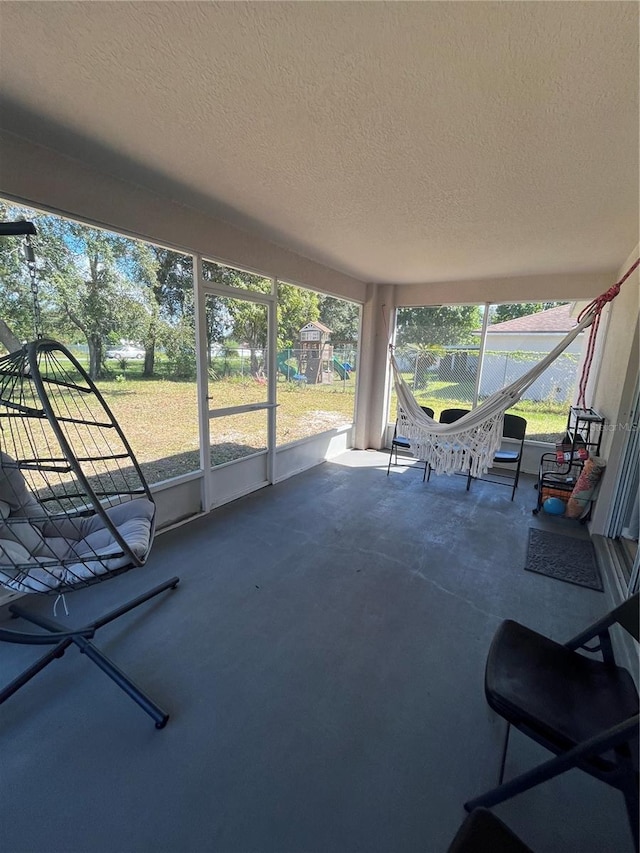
top-left (317, 295), bottom-right (359, 343)
top-left (0, 202), bottom-right (78, 349)
top-left (0, 204), bottom-right (37, 349)
top-left (142, 248), bottom-right (193, 376)
top-left (0, 204), bottom-right (349, 381)
top-left (0, 203), bottom-right (188, 377)
top-left (222, 282), bottom-right (320, 373)
top-left (276, 283), bottom-right (319, 349)
top-left (199, 263), bottom-right (321, 372)
top-left (395, 305), bottom-right (483, 348)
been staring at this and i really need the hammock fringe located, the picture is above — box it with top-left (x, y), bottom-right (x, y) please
top-left (397, 407), bottom-right (505, 478)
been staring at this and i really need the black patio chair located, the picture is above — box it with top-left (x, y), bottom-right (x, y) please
top-left (425, 408), bottom-right (471, 484)
top-left (386, 406), bottom-right (434, 480)
top-left (466, 413), bottom-right (527, 500)
top-left (464, 593), bottom-right (639, 852)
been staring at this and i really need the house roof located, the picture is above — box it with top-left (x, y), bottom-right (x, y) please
top-left (302, 321), bottom-right (332, 335)
top-left (486, 303), bottom-right (579, 334)
top-left (0, 3), bottom-right (637, 285)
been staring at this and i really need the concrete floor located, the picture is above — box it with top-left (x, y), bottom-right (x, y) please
top-left (0, 450), bottom-right (633, 853)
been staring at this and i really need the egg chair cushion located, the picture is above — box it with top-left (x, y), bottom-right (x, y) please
top-left (0, 498), bottom-right (156, 594)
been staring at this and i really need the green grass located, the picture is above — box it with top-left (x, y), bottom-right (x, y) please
top-left (92, 367), bottom-right (356, 480)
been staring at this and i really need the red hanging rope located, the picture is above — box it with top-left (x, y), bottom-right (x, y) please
top-left (576, 258), bottom-right (639, 408)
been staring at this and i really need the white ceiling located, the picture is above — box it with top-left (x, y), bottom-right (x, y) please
top-left (0, 2), bottom-right (638, 285)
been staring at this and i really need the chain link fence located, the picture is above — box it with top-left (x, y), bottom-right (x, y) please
top-left (394, 347), bottom-right (477, 405)
top-left (208, 346), bottom-right (358, 384)
top-left (393, 346), bottom-right (580, 441)
top-left (480, 350), bottom-right (579, 405)
top-left (395, 347), bottom-right (578, 406)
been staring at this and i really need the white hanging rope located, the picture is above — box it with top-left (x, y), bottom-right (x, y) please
top-left (53, 593), bottom-right (69, 618)
top-left (390, 306), bottom-right (597, 478)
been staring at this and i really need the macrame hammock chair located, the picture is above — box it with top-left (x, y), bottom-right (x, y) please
top-left (0, 221), bottom-right (179, 729)
top-left (390, 259), bottom-right (638, 479)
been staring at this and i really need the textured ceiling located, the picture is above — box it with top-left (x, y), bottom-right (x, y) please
top-left (0, 2), bottom-right (638, 284)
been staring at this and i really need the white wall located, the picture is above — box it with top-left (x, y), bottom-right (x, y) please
top-left (396, 272), bottom-right (614, 306)
top-left (590, 248), bottom-right (639, 460)
top-left (590, 245), bottom-right (639, 536)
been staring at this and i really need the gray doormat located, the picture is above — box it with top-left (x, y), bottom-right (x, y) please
top-left (525, 528), bottom-right (603, 592)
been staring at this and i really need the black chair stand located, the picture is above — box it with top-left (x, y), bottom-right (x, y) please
top-left (466, 413), bottom-right (527, 500)
top-left (0, 576), bottom-right (180, 728)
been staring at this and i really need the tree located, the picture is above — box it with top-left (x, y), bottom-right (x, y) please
top-left (228, 298), bottom-right (268, 374)
top-left (161, 313), bottom-right (198, 379)
top-left (142, 248), bottom-right (193, 376)
top-left (276, 283), bottom-right (319, 349)
top-left (491, 302), bottom-right (564, 324)
top-left (44, 220), bottom-right (138, 378)
top-left (0, 204), bottom-right (159, 378)
top-left (395, 305), bottom-right (483, 348)
top-left (317, 295), bottom-right (359, 343)
top-left (201, 262), bottom-right (264, 369)
top-left (0, 202), bottom-right (67, 350)
top-left (225, 284), bottom-right (320, 374)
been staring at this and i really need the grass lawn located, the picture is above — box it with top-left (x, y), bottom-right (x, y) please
top-left (94, 362), bottom-right (356, 482)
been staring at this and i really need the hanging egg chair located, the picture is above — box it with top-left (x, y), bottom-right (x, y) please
top-left (0, 221), bottom-right (179, 728)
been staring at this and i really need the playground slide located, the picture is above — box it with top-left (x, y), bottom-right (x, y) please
top-left (277, 352), bottom-right (296, 379)
top-left (332, 357), bottom-right (350, 380)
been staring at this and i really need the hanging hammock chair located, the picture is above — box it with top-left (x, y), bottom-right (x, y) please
top-left (0, 221), bottom-right (179, 729)
top-left (0, 339), bottom-right (157, 593)
top-left (389, 260), bottom-right (638, 478)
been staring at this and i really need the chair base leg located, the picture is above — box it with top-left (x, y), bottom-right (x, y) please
top-left (622, 775), bottom-right (640, 852)
top-left (464, 715), bottom-right (640, 853)
top-left (0, 637), bottom-right (73, 705)
top-left (498, 722), bottom-right (511, 785)
top-left (75, 633), bottom-right (170, 728)
top-left (464, 753), bottom-right (565, 814)
top-left (2, 577), bottom-right (179, 729)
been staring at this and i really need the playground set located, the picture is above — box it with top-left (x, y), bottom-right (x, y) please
top-left (277, 321), bottom-right (352, 385)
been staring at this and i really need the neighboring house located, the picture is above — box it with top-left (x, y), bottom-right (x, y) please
top-left (479, 304), bottom-right (585, 402)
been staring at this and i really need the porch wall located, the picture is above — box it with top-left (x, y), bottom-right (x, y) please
top-left (395, 272), bottom-right (614, 306)
top-left (590, 244), bottom-right (639, 536)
